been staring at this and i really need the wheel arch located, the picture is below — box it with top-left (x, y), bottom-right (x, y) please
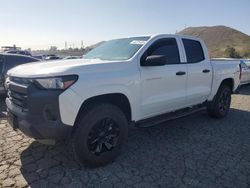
top-left (208, 77), bottom-right (235, 101)
top-left (220, 78), bottom-right (234, 92)
top-left (72, 93), bottom-right (132, 135)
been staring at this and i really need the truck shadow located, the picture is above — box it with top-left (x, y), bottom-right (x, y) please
top-left (19, 107), bottom-right (250, 187)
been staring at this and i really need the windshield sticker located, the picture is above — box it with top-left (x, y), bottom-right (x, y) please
top-left (130, 40), bottom-right (147, 45)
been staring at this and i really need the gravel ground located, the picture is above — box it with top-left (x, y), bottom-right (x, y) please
top-left (0, 85), bottom-right (250, 188)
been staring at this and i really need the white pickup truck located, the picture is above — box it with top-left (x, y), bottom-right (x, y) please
top-left (6, 34), bottom-right (241, 166)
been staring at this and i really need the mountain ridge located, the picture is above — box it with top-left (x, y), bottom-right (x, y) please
top-left (178, 25), bottom-right (250, 58)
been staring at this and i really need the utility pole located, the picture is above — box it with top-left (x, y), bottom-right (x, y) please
top-left (65, 42), bottom-right (67, 50)
top-left (81, 40), bottom-right (84, 49)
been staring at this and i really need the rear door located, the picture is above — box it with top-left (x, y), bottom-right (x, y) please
top-left (182, 38), bottom-right (213, 106)
top-left (139, 37), bottom-right (188, 118)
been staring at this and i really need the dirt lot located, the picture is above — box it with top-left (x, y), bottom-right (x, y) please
top-left (0, 85), bottom-right (250, 188)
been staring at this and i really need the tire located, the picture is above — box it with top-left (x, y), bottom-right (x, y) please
top-left (207, 84), bottom-right (232, 118)
top-left (73, 103), bottom-right (128, 167)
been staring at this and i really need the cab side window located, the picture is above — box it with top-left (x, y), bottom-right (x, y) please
top-left (182, 39), bottom-right (205, 63)
top-left (141, 38), bottom-right (180, 65)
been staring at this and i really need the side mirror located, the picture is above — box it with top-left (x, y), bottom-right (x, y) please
top-left (141, 55), bottom-right (167, 66)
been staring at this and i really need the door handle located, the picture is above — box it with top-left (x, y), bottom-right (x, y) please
top-left (146, 77), bottom-right (162, 81)
top-left (202, 69), bottom-right (210, 73)
top-left (176, 71), bottom-right (186, 76)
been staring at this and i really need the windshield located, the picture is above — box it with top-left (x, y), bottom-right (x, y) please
top-left (84, 37), bottom-right (150, 60)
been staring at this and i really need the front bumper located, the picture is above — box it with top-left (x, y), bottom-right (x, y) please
top-left (6, 81), bottom-right (72, 142)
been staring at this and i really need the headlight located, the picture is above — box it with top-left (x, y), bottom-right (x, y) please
top-left (4, 76), bottom-right (10, 89)
top-left (33, 75), bottom-right (78, 90)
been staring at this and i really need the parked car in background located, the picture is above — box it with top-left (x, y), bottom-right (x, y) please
top-left (44, 54), bottom-right (61, 60)
top-left (240, 60), bottom-right (250, 85)
top-left (6, 34), bottom-right (241, 166)
top-left (0, 53), bottom-right (40, 95)
top-left (63, 56), bottom-right (82, 60)
top-left (32, 55), bottom-right (45, 60)
top-left (6, 50), bottom-right (32, 56)
top-left (243, 59), bottom-right (250, 67)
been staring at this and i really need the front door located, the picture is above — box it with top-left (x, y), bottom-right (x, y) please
top-left (139, 38), bottom-right (187, 119)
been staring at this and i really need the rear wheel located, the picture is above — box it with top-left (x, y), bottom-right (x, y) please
top-left (73, 103), bottom-right (128, 166)
top-left (207, 85), bottom-right (232, 118)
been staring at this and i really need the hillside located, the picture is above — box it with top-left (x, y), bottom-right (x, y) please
top-left (178, 25), bottom-right (250, 58)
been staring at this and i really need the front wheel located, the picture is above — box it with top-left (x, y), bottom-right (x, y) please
top-left (73, 103), bottom-right (128, 167)
top-left (207, 85), bottom-right (232, 118)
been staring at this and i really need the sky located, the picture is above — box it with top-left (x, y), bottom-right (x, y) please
top-left (0, 0), bottom-right (250, 50)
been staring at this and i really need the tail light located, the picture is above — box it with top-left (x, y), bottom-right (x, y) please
top-left (239, 64), bottom-right (242, 80)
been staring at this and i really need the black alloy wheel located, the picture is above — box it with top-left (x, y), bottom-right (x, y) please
top-left (207, 84), bottom-right (232, 118)
top-left (218, 88), bottom-right (231, 114)
top-left (73, 103), bottom-right (128, 166)
top-left (87, 118), bottom-right (120, 155)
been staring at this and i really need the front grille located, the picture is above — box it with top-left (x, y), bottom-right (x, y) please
top-left (7, 77), bottom-right (30, 109)
top-left (10, 77), bottom-right (31, 86)
top-left (8, 90), bottom-right (28, 108)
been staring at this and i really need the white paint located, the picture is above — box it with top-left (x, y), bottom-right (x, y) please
top-left (7, 34), bottom-right (241, 126)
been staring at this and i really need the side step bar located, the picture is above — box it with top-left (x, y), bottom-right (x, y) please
top-left (136, 104), bottom-right (206, 128)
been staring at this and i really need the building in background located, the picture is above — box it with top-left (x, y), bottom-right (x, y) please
top-left (1, 45), bottom-right (21, 52)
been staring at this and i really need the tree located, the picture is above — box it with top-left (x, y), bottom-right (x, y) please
top-left (242, 51), bottom-right (250, 58)
top-left (49, 46), bottom-right (58, 51)
top-left (225, 46), bottom-right (241, 58)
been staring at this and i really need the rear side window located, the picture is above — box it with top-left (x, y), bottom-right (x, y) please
top-left (182, 39), bottom-right (205, 63)
top-left (144, 38), bottom-right (180, 64)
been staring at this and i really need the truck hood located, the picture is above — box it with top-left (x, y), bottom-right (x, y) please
top-left (7, 58), bottom-right (126, 78)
